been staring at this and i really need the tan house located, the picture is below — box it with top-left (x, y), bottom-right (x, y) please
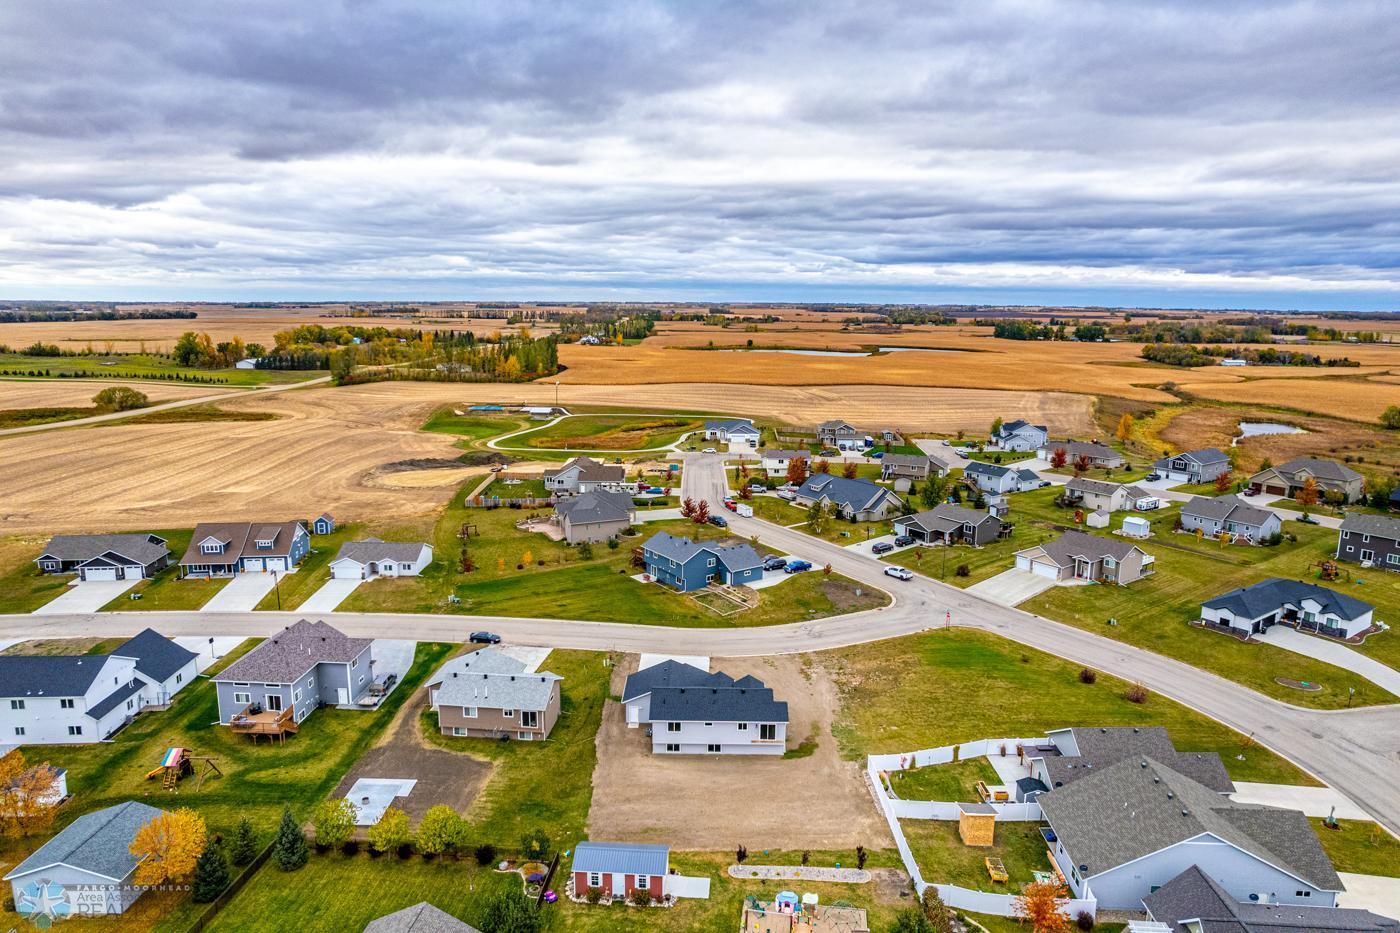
top-left (554, 490), bottom-right (636, 543)
top-left (427, 649), bottom-right (562, 741)
top-left (1248, 457), bottom-right (1365, 504)
top-left (1014, 530), bottom-right (1154, 585)
top-left (1064, 478), bottom-right (1157, 513)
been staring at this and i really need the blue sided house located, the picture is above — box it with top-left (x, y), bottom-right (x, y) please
top-left (641, 532), bottom-right (763, 592)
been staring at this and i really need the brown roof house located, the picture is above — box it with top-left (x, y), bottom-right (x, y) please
top-left (1014, 530), bottom-right (1154, 585)
top-left (179, 521), bottom-right (310, 577)
top-left (427, 649), bottom-right (562, 741)
top-left (1249, 457), bottom-right (1366, 504)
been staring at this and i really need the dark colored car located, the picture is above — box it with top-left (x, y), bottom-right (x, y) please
top-left (1145, 472), bottom-right (1162, 482)
top-left (784, 560), bottom-right (813, 574)
top-left (763, 556), bottom-right (788, 571)
top-left (708, 514), bottom-right (728, 527)
top-left (871, 541), bottom-right (894, 555)
top-left (469, 631), bottom-right (502, 645)
top-left (893, 534), bottom-right (915, 547)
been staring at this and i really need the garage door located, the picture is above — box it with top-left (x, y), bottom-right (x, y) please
top-left (243, 558), bottom-right (264, 572)
top-left (1015, 554), bottom-right (1032, 572)
top-left (1264, 484), bottom-right (1286, 496)
top-left (83, 566), bottom-right (118, 582)
top-left (267, 558), bottom-right (287, 572)
top-left (1029, 560), bottom-right (1060, 580)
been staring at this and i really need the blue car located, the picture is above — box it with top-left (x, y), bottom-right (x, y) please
top-left (784, 560), bottom-right (813, 574)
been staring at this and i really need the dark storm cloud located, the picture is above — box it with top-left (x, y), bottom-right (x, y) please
top-left (0, 0), bottom-right (1398, 304)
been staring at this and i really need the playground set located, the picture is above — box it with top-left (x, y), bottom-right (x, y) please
top-left (740, 893), bottom-right (870, 933)
top-left (145, 747), bottom-right (222, 791)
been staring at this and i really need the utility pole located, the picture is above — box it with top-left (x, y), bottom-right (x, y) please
top-left (273, 570), bottom-right (281, 610)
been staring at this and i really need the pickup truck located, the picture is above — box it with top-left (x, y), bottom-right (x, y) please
top-left (784, 560), bottom-right (813, 574)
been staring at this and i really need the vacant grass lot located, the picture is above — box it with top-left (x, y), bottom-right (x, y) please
top-left (509, 413), bottom-right (707, 450)
top-left (1310, 818), bottom-right (1400, 876)
top-left (0, 404), bottom-right (94, 428)
top-left (97, 529), bottom-right (231, 612)
top-left (0, 352), bottom-right (305, 386)
top-left (830, 629), bottom-right (1316, 786)
top-left (0, 534), bottom-right (72, 612)
top-left (421, 406), bottom-right (528, 445)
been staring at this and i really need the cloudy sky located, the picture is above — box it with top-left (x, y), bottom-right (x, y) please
top-left (1, 1), bottom-right (1398, 309)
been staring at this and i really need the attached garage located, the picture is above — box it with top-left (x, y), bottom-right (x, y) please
top-left (1015, 550), bottom-right (1062, 580)
top-left (1264, 484), bottom-right (1287, 496)
top-left (82, 565), bottom-right (120, 582)
top-left (265, 558), bottom-right (288, 572)
top-left (242, 558), bottom-right (264, 572)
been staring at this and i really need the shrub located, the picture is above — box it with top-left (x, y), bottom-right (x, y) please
top-left (585, 886), bottom-right (603, 904)
top-left (273, 807), bottom-right (308, 872)
top-left (191, 840), bottom-right (231, 903)
top-left (628, 888), bottom-right (653, 907)
top-left (519, 827), bottom-right (552, 861)
top-left (1078, 668), bottom-right (1097, 684)
top-left (1125, 683), bottom-right (1150, 704)
top-left (954, 563), bottom-right (970, 577)
top-left (1077, 909), bottom-right (1096, 930)
top-left (230, 818), bottom-right (258, 867)
top-left (341, 840), bottom-right (360, 857)
top-left (396, 842), bottom-right (414, 860)
top-left (93, 386), bottom-right (149, 412)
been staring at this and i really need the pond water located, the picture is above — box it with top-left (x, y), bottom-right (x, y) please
top-left (876, 346), bottom-right (959, 353)
top-left (718, 348), bottom-right (866, 357)
top-left (1234, 421), bottom-right (1306, 446)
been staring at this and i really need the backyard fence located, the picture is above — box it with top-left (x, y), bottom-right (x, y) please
top-left (465, 496), bottom-right (557, 509)
top-left (886, 799), bottom-right (1043, 821)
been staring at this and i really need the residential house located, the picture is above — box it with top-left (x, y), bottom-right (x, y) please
top-left (0, 629), bottom-right (198, 744)
top-left (760, 449), bottom-right (811, 477)
top-left (640, 532), bottom-right (763, 592)
top-left (179, 521), bottom-right (310, 577)
top-left (570, 842), bottom-right (674, 901)
top-left (880, 453), bottom-right (948, 482)
top-left (543, 456), bottom-right (628, 495)
top-left (964, 461), bottom-right (1042, 494)
top-left (1025, 726), bottom-right (1235, 794)
top-left (815, 420), bottom-right (860, 448)
top-left (33, 534), bottom-right (170, 582)
top-left (1037, 440), bottom-right (1126, 469)
top-left (426, 648), bottom-right (562, 741)
top-left (893, 504), bottom-right (1004, 546)
top-left (622, 659), bottom-right (787, 755)
top-left (1202, 578), bottom-right (1375, 639)
top-left (213, 620), bottom-right (374, 728)
top-left (1336, 514), bottom-right (1400, 572)
top-left (365, 903), bottom-right (482, 933)
top-left (1039, 756), bottom-right (1344, 910)
top-left (991, 419), bottom-right (1048, 451)
top-left (793, 474), bottom-right (904, 521)
top-left (312, 513), bottom-right (335, 535)
top-left (1142, 865), bottom-right (1398, 933)
top-left (4, 801), bottom-right (165, 917)
top-left (330, 539), bottom-right (433, 579)
top-left (1248, 458), bottom-right (1365, 504)
top-left (552, 490), bottom-right (636, 543)
top-left (703, 418), bottom-right (760, 450)
top-left (1180, 495), bottom-right (1282, 544)
top-left (1155, 448), bottom-right (1233, 484)
top-left (1064, 478), bottom-right (1157, 513)
top-left (1014, 529), bottom-right (1154, 585)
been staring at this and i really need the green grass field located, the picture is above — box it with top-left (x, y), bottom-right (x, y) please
top-left (1310, 818), bottom-right (1400, 876)
top-left (0, 405), bottom-right (94, 428)
top-left (901, 820), bottom-right (1049, 890)
top-left (507, 414), bottom-right (706, 451)
top-left (0, 352), bottom-right (308, 386)
top-left (421, 406), bottom-right (528, 445)
top-left (252, 523), bottom-right (372, 611)
top-left (889, 758), bottom-right (1000, 802)
top-left (96, 530), bottom-right (231, 612)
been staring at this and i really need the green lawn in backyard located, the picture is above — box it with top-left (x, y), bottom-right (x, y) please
top-left (830, 628), bottom-right (1317, 785)
top-left (98, 530), bottom-right (231, 611)
top-left (1047, 464), bottom-right (1154, 483)
top-left (507, 413), bottom-right (708, 450)
top-left (0, 352), bottom-right (308, 386)
top-left (746, 494), bottom-right (810, 525)
top-left (901, 820), bottom-right (1049, 891)
top-left (883, 527), bottom-right (1060, 588)
top-left (252, 522), bottom-right (372, 610)
top-left (421, 406), bottom-right (529, 444)
top-left (962, 449), bottom-right (1036, 464)
top-left (479, 477), bottom-right (548, 498)
top-left (1310, 818), bottom-right (1400, 876)
top-left (888, 758), bottom-right (1001, 802)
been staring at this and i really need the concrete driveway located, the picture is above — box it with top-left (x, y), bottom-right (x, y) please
top-left (1257, 626), bottom-right (1400, 696)
top-left (33, 579), bottom-right (138, 615)
top-left (1339, 872), bottom-right (1400, 918)
top-left (299, 577), bottom-right (362, 613)
top-left (966, 568), bottom-right (1057, 607)
top-left (845, 533), bottom-right (913, 557)
top-left (370, 639), bottom-right (416, 685)
top-left (173, 635), bottom-right (247, 672)
top-left (200, 573), bottom-right (279, 612)
top-left (1230, 782), bottom-right (1374, 821)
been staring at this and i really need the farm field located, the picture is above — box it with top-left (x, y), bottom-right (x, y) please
top-left (0, 351), bottom-right (307, 386)
top-left (504, 413), bottom-right (708, 450)
top-left (0, 379), bottom-right (219, 409)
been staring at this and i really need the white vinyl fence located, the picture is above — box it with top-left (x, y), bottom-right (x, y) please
top-left (867, 738), bottom-right (1097, 920)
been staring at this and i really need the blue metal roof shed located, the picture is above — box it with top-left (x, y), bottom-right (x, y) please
top-left (571, 841), bottom-right (670, 877)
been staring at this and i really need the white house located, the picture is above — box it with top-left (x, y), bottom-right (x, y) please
top-left (990, 420), bottom-right (1048, 451)
top-left (1202, 578), bottom-right (1375, 639)
top-left (621, 660), bottom-right (787, 756)
top-left (543, 457), bottom-right (629, 495)
top-left (1180, 495), bottom-right (1282, 544)
top-left (329, 539), bottom-right (433, 579)
top-left (703, 418), bottom-right (760, 451)
top-left (760, 449), bottom-right (811, 477)
top-left (964, 461), bottom-right (1041, 494)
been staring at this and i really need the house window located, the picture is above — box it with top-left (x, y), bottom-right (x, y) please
top-left (502, 709), bottom-right (514, 718)
top-left (521, 710), bottom-right (539, 728)
top-left (1388, 554), bottom-right (1399, 566)
top-left (588, 873), bottom-right (602, 888)
top-left (401, 563), bottom-right (412, 571)
top-left (266, 694), bottom-right (283, 712)
top-left (707, 558), bottom-right (716, 567)
top-left (68, 725), bottom-right (83, 736)
top-left (293, 689), bottom-right (302, 703)
top-left (635, 875), bottom-right (650, 890)
top-left (665, 743), bottom-right (679, 752)
top-left (14, 727), bottom-right (24, 736)
top-left (175, 673), bottom-right (183, 684)
top-left (126, 699), bottom-right (135, 710)
top-left (1297, 891), bottom-right (1310, 898)
top-left (1341, 531), bottom-right (1350, 539)
top-left (737, 722), bottom-right (748, 731)
top-left (1363, 534), bottom-right (1371, 543)
top-left (667, 722), bottom-right (680, 732)
top-left (234, 692), bottom-right (251, 705)
top-left (452, 727), bottom-right (467, 736)
top-left (517, 732), bottom-right (533, 741)
top-left (463, 707), bottom-right (478, 718)
top-left (9, 700), bottom-right (23, 710)
top-left (707, 743), bottom-right (722, 753)
top-left (760, 724), bottom-right (777, 741)
top-left (1361, 550), bottom-right (1375, 562)
top-left (60, 698), bottom-right (75, 709)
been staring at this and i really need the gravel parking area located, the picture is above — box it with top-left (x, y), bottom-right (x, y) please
top-left (587, 654), bottom-right (892, 850)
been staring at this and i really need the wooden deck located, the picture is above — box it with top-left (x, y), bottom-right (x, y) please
top-left (229, 705), bottom-right (299, 742)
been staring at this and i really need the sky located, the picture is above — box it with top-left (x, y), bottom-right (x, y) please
top-left (1, 0), bottom-right (1398, 310)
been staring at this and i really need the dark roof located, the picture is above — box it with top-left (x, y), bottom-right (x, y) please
top-left (36, 534), bottom-right (168, 566)
top-left (705, 418), bottom-right (758, 434)
top-left (555, 490), bottom-right (635, 525)
top-left (1066, 477), bottom-right (1124, 496)
top-left (896, 503), bottom-right (998, 534)
top-left (641, 532), bottom-right (763, 574)
top-left (1183, 494), bottom-right (1277, 529)
top-left (1045, 726), bottom-right (1235, 793)
top-left (572, 841), bottom-right (670, 877)
top-left (1340, 513), bottom-right (1400, 541)
top-left (215, 620), bottom-right (371, 685)
top-left (1016, 777), bottom-right (1049, 795)
top-left (763, 448), bottom-right (811, 461)
top-left (0, 655), bottom-right (109, 699)
top-left (86, 677), bottom-right (145, 720)
top-left (364, 902), bottom-right (482, 933)
top-left (113, 628), bottom-right (198, 683)
top-left (881, 453), bottom-right (932, 469)
top-left (1045, 440), bottom-right (1122, 460)
top-left (797, 474), bottom-right (901, 512)
top-left (649, 685), bottom-right (788, 723)
top-left (998, 420), bottom-right (1045, 435)
top-left (1144, 864), bottom-right (1398, 932)
top-left (1158, 447), bottom-right (1231, 467)
top-left (543, 456), bottom-right (625, 483)
top-left (3, 801), bottom-right (164, 883)
top-left (1038, 758), bottom-right (1341, 891)
top-left (964, 460), bottom-right (1012, 478)
top-left (623, 659), bottom-right (724, 701)
top-left (1267, 458), bottom-right (1364, 485)
top-left (1204, 579), bottom-right (1373, 623)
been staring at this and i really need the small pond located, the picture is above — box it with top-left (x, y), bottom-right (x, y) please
top-left (718, 348), bottom-right (866, 357)
top-left (876, 346), bottom-right (959, 353)
top-left (1234, 421), bottom-right (1306, 446)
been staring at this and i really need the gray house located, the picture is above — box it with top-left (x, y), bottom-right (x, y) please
top-left (1336, 513), bottom-right (1400, 572)
top-left (365, 903), bottom-right (481, 933)
top-left (793, 474), bottom-right (904, 521)
top-left (1040, 756), bottom-right (1344, 911)
top-left (703, 418), bottom-right (760, 449)
top-left (641, 531), bottom-right (763, 592)
top-left (816, 419), bottom-right (861, 447)
top-left (1064, 478), bottom-right (1157, 513)
top-left (329, 539), bottom-right (433, 579)
top-left (1014, 529), bottom-right (1154, 585)
top-left (213, 620), bottom-right (374, 729)
top-left (1155, 448), bottom-right (1232, 484)
top-left (622, 660), bottom-right (787, 755)
top-left (964, 461), bottom-right (1041, 494)
top-left (1202, 578), bottom-right (1375, 639)
top-left (893, 504), bottom-right (1004, 546)
top-left (543, 456), bottom-right (627, 495)
top-left (1037, 440), bottom-right (1125, 469)
top-left (427, 649), bottom-right (562, 741)
top-left (1180, 494), bottom-right (1282, 543)
top-left (4, 801), bottom-right (165, 916)
top-left (1248, 457), bottom-right (1366, 504)
top-left (880, 453), bottom-right (944, 481)
top-left (34, 534), bottom-right (170, 582)
top-left (1143, 865), bottom-right (1398, 933)
top-left (553, 490), bottom-right (636, 544)
top-left (991, 419), bottom-right (1048, 452)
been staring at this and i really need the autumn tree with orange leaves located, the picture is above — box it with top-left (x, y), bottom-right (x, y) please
top-left (0, 749), bottom-right (61, 837)
top-left (1013, 880), bottom-right (1070, 933)
top-left (130, 808), bottom-right (207, 885)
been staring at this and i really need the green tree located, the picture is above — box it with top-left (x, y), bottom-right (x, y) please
top-left (891, 906), bottom-right (935, 933)
top-left (805, 500), bottom-right (832, 534)
top-left (312, 798), bottom-right (356, 849)
top-left (990, 417), bottom-right (1003, 437)
top-left (329, 346), bottom-right (357, 384)
top-left (519, 827), bottom-right (552, 861)
top-left (416, 805), bottom-right (468, 857)
top-left (192, 838), bottom-right (231, 903)
top-left (273, 806), bottom-right (307, 871)
top-left (480, 886), bottom-right (544, 933)
top-left (230, 817), bottom-right (257, 866)
top-left (1382, 405), bottom-right (1400, 430)
top-left (920, 887), bottom-right (954, 933)
top-left (173, 331), bottom-right (202, 367)
top-left (368, 806), bottom-right (411, 854)
top-left (92, 386), bottom-right (149, 412)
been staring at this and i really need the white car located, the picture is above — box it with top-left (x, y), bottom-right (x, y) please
top-left (702, 447), bottom-right (717, 454)
top-left (883, 566), bottom-right (914, 581)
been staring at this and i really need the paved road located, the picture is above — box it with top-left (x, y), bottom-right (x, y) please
top-left (3, 452), bottom-right (1399, 835)
top-left (0, 375), bottom-right (330, 437)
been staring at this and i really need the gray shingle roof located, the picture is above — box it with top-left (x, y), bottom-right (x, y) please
top-left (1038, 757), bottom-right (1341, 891)
top-left (113, 628), bottom-right (198, 683)
top-left (1045, 726), bottom-right (1235, 793)
top-left (1144, 865), bottom-right (1397, 932)
top-left (1037, 529), bottom-right (1145, 567)
top-left (1158, 447), bottom-right (1231, 467)
top-left (86, 677), bottom-right (145, 720)
top-left (999, 419), bottom-right (1045, 435)
top-left (544, 456), bottom-right (625, 483)
top-left (641, 532), bottom-right (763, 574)
top-left (428, 648), bottom-right (560, 712)
top-left (1182, 494), bottom-right (1277, 530)
top-left (964, 460), bottom-right (1010, 478)
top-left (1270, 457), bottom-right (1364, 485)
top-left (36, 534), bottom-right (168, 566)
top-left (0, 655), bottom-right (109, 699)
top-left (214, 620), bottom-right (371, 685)
top-left (649, 684), bottom-right (788, 723)
top-left (1045, 440), bottom-right (1122, 460)
top-left (623, 659), bottom-right (726, 701)
top-left (705, 418), bottom-right (758, 434)
top-left (896, 504), bottom-right (997, 535)
top-left (365, 903), bottom-right (482, 933)
top-left (555, 490), bottom-right (635, 525)
top-left (3, 801), bottom-right (164, 883)
top-left (180, 520), bottom-right (304, 566)
top-left (797, 474), bottom-right (901, 512)
top-left (572, 841), bottom-right (670, 877)
top-left (1340, 513), bottom-right (1400, 541)
top-left (1066, 477), bottom-right (1123, 496)
top-left (881, 453), bottom-right (931, 469)
top-left (1204, 578), bottom-right (1373, 624)
top-left (333, 539), bottom-right (431, 565)
top-left (762, 449), bottom-right (811, 461)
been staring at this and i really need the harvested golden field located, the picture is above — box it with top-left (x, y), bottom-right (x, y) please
top-left (0, 381), bottom-right (1093, 534)
top-left (1175, 376), bottom-right (1400, 423)
top-left (0, 379), bottom-right (221, 408)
